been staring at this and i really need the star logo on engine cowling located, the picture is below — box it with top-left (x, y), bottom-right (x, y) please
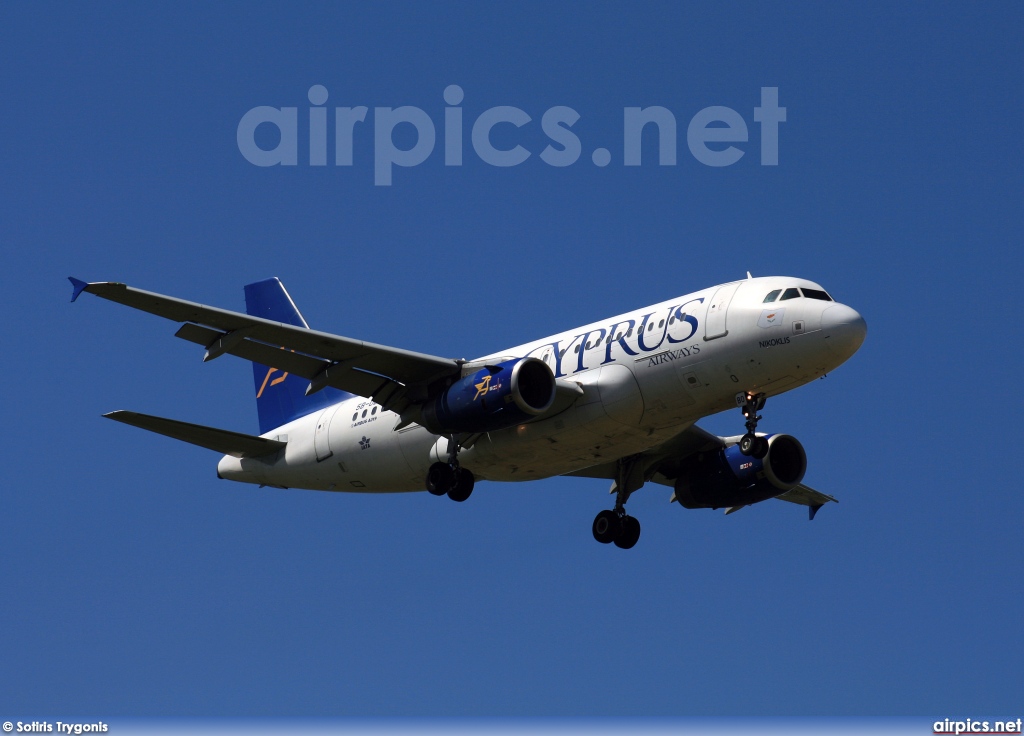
top-left (359, 436), bottom-right (371, 450)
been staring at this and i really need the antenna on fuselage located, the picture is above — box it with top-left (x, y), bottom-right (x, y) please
top-left (746, 271), bottom-right (753, 279)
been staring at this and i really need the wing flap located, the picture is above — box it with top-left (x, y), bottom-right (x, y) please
top-left (104, 410), bottom-right (286, 458)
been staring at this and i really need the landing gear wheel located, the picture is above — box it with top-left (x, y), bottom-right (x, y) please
top-left (614, 515), bottom-right (641, 549)
top-left (425, 462), bottom-right (453, 496)
top-left (753, 436), bottom-right (769, 459)
top-left (739, 434), bottom-right (769, 458)
top-left (592, 509), bottom-right (621, 544)
top-left (447, 468), bottom-right (475, 502)
top-left (737, 392), bottom-right (768, 457)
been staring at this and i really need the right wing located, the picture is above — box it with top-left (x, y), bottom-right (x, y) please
top-left (70, 278), bottom-right (461, 416)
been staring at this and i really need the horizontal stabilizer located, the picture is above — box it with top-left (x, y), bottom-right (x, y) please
top-left (104, 410), bottom-right (286, 458)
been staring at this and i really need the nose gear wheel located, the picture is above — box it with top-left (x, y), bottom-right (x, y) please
top-left (737, 391), bottom-right (769, 458)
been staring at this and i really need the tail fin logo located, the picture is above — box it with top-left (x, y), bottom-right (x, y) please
top-left (257, 366), bottom-right (289, 398)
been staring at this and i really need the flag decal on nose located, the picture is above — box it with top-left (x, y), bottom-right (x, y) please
top-left (758, 308), bottom-right (785, 328)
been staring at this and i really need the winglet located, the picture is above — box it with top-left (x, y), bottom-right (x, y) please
top-left (68, 277), bottom-right (90, 302)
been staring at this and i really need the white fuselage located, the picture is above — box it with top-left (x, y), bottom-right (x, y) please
top-left (217, 277), bottom-right (865, 492)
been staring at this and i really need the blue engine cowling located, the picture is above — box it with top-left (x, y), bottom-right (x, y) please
top-left (673, 434), bottom-right (807, 509)
top-left (421, 357), bottom-right (556, 434)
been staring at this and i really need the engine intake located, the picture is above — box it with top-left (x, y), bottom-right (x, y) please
top-left (674, 434), bottom-right (807, 510)
top-left (422, 357), bottom-right (555, 434)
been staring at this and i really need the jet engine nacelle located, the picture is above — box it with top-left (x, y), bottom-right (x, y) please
top-left (673, 434), bottom-right (807, 510)
top-left (421, 357), bottom-right (556, 434)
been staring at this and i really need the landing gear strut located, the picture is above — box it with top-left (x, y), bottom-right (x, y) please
top-left (592, 456), bottom-right (643, 549)
top-left (425, 436), bottom-right (475, 502)
top-left (737, 391), bottom-right (769, 458)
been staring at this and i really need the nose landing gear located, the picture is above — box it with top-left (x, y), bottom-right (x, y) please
top-left (737, 391), bottom-right (769, 458)
top-left (425, 436), bottom-right (475, 502)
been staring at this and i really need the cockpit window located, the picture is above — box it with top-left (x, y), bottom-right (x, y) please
top-left (780, 287), bottom-right (801, 301)
top-left (763, 289), bottom-right (781, 303)
top-left (802, 288), bottom-right (833, 301)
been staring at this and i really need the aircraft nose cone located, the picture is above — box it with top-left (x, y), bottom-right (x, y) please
top-left (821, 304), bottom-right (867, 360)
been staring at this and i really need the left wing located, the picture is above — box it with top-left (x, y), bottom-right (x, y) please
top-left (564, 423), bottom-right (721, 485)
top-left (565, 424), bottom-right (839, 518)
top-left (774, 484), bottom-right (838, 520)
top-left (70, 278), bottom-right (461, 416)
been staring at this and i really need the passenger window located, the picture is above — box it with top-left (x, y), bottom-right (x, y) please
top-left (780, 288), bottom-right (801, 301)
top-left (763, 289), bottom-right (781, 303)
top-left (802, 288), bottom-right (833, 301)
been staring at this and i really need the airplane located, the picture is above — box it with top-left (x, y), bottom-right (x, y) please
top-left (69, 273), bottom-right (866, 549)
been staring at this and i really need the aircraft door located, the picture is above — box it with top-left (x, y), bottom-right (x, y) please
top-left (314, 406), bottom-right (338, 461)
top-left (704, 282), bottom-right (742, 340)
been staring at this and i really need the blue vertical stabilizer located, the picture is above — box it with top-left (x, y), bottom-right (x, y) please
top-left (244, 278), bottom-right (351, 434)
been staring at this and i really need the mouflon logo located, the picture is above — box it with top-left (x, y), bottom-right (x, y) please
top-left (757, 309), bottom-right (785, 328)
top-left (473, 374), bottom-right (502, 400)
top-left (256, 366), bottom-right (289, 398)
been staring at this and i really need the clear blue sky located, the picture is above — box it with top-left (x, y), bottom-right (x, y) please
top-left (1, 1), bottom-right (1021, 717)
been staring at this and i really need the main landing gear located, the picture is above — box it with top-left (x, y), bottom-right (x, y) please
top-left (737, 391), bottom-right (769, 458)
top-left (592, 509), bottom-right (641, 549)
top-left (592, 456), bottom-right (643, 549)
top-left (425, 436), bottom-right (475, 502)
